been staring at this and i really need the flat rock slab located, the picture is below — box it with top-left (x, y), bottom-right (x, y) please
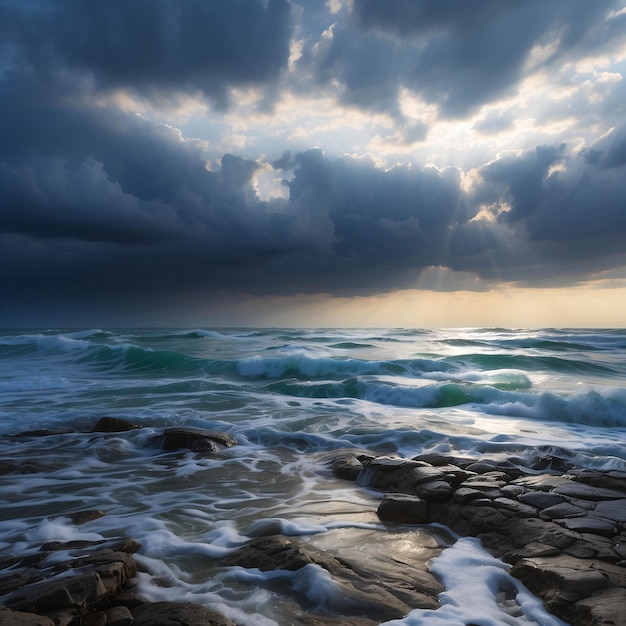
top-left (518, 492), bottom-right (566, 509)
top-left (511, 554), bottom-right (626, 623)
top-left (512, 475), bottom-right (573, 491)
top-left (557, 517), bottom-right (616, 537)
top-left (593, 498), bottom-right (626, 523)
top-left (220, 531), bottom-right (443, 622)
top-left (540, 502), bottom-right (587, 520)
top-left (551, 482), bottom-right (625, 501)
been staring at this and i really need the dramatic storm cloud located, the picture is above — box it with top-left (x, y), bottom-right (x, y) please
top-left (1, 0), bottom-right (626, 326)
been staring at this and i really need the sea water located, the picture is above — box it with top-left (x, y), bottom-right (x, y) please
top-left (1, 327), bottom-right (625, 624)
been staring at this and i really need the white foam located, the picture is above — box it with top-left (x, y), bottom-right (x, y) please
top-left (134, 567), bottom-right (281, 626)
top-left (244, 517), bottom-right (329, 537)
top-left (224, 563), bottom-right (363, 616)
top-left (138, 527), bottom-right (244, 560)
top-left (24, 518), bottom-right (104, 544)
top-left (363, 381), bottom-right (442, 408)
top-left (382, 537), bottom-right (569, 626)
top-left (482, 387), bottom-right (626, 427)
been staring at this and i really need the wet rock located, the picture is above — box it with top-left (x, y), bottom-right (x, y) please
top-left (412, 453), bottom-right (475, 468)
top-left (556, 517), bottom-right (617, 537)
top-left (377, 494), bottom-right (428, 524)
top-left (494, 459), bottom-right (529, 478)
top-left (131, 602), bottom-right (235, 626)
top-left (510, 518), bottom-right (580, 550)
top-left (40, 537), bottom-right (141, 555)
top-left (569, 468), bottom-right (626, 493)
top-left (499, 483), bottom-right (525, 499)
top-left (326, 449), bottom-right (374, 481)
top-left (67, 510), bottom-right (107, 525)
top-left (551, 481), bottom-right (624, 501)
top-left (0, 538), bottom-right (139, 626)
top-left (81, 612), bottom-right (107, 626)
top-left (491, 497), bottom-right (538, 518)
top-left (453, 486), bottom-right (487, 504)
top-left (220, 533), bottom-right (442, 621)
top-left (4, 571), bottom-right (111, 619)
top-left (510, 555), bottom-right (625, 623)
top-left (105, 606), bottom-right (134, 626)
top-left (510, 542), bottom-right (561, 559)
top-left (539, 502), bottom-right (587, 520)
top-left (356, 457), bottom-right (435, 493)
top-left (433, 464), bottom-right (476, 486)
top-left (0, 605), bottom-right (55, 625)
top-left (414, 479), bottom-right (453, 502)
top-left (91, 417), bottom-right (141, 433)
top-left (330, 450), bottom-right (626, 626)
top-left (512, 474), bottom-right (573, 491)
top-left (222, 535), bottom-right (318, 572)
top-left (592, 498), bottom-right (626, 524)
top-left (150, 426), bottom-right (236, 452)
top-left (571, 586), bottom-right (626, 626)
top-left (465, 461), bottom-right (498, 474)
top-left (529, 455), bottom-right (575, 473)
top-left (459, 505), bottom-right (512, 533)
top-left (518, 491), bottom-right (565, 510)
top-left (512, 555), bottom-right (612, 602)
top-left (463, 471), bottom-right (510, 486)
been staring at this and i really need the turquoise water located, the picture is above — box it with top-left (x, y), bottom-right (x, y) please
top-left (1, 327), bottom-right (624, 624)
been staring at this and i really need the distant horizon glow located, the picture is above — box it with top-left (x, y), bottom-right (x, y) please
top-left (3, 281), bottom-right (624, 330)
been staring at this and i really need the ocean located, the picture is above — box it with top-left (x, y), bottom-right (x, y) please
top-left (1, 327), bottom-right (625, 625)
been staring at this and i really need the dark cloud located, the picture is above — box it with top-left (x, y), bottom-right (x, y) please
top-left (474, 137), bottom-right (626, 251)
top-left (1, 0), bottom-right (292, 108)
top-left (301, 0), bottom-right (621, 120)
top-left (4, 118), bottom-right (626, 311)
top-left (479, 144), bottom-right (566, 224)
top-left (584, 127), bottom-right (626, 169)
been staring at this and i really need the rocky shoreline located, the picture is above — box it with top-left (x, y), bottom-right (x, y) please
top-left (1, 418), bottom-right (625, 625)
top-left (329, 449), bottom-right (626, 625)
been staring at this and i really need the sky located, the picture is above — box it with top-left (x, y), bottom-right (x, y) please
top-left (1, 0), bottom-right (626, 328)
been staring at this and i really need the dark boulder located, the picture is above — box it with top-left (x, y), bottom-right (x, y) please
top-left (91, 417), bottom-right (141, 433)
top-left (67, 510), bottom-right (107, 525)
top-left (377, 494), bottom-right (428, 524)
top-left (325, 449), bottom-right (374, 480)
top-left (150, 427), bottom-right (236, 452)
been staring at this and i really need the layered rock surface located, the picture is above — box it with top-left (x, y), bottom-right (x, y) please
top-left (329, 449), bottom-right (626, 626)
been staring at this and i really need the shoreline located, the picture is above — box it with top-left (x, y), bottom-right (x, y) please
top-left (1, 419), bottom-right (625, 625)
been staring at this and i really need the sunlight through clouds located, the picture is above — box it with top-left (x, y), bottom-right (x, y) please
top-left (1, 0), bottom-right (626, 327)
